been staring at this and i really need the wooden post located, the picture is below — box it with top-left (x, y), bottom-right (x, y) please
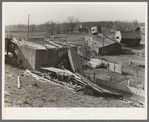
top-left (102, 29), bottom-right (104, 56)
top-left (109, 76), bottom-right (112, 88)
top-left (93, 72), bottom-right (96, 83)
top-left (127, 80), bottom-right (130, 86)
top-left (17, 76), bottom-right (20, 89)
top-left (27, 14), bottom-right (30, 39)
top-left (136, 68), bottom-right (138, 77)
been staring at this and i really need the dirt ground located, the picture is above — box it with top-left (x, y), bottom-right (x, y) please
top-left (4, 57), bottom-right (138, 108)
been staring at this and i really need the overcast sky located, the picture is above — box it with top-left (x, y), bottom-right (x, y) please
top-left (3, 2), bottom-right (147, 25)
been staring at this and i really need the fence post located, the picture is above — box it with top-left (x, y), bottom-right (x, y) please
top-left (109, 76), bottom-right (112, 88)
top-left (93, 72), bottom-right (96, 83)
top-left (127, 80), bottom-right (130, 86)
top-left (136, 69), bottom-right (138, 77)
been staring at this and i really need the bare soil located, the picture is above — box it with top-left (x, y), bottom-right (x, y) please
top-left (4, 59), bottom-right (136, 108)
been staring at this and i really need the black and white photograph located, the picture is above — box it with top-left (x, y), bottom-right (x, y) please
top-left (2, 2), bottom-right (147, 120)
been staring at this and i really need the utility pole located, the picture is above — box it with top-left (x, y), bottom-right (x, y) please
top-left (27, 14), bottom-right (30, 39)
top-left (102, 28), bottom-right (105, 56)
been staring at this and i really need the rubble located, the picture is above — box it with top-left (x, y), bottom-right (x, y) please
top-left (23, 67), bottom-right (124, 99)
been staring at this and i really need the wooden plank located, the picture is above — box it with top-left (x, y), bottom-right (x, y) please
top-left (41, 67), bottom-right (81, 80)
top-left (17, 76), bottom-right (20, 89)
top-left (67, 49), bottom-right (75, 73)
top-left (75, 73), bottom-right (104, 94)
top-left (115, 64), bottom-right (122, 74)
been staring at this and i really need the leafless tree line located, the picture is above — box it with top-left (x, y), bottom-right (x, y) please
top-left (5, 16), bottom-right (143, 34)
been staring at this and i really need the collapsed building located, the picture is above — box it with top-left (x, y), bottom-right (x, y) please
top-left (5, 37), bottom-right (84, 75)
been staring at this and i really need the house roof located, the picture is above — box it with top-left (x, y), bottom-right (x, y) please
top-left (120, 31), bottom-right (141, 39)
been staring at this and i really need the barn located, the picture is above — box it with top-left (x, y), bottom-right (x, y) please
top-left (87, 33), bottom-right (122, 55)
top-left (115, 30), bottom-right (142, 45)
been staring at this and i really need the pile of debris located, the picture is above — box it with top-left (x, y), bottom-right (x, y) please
top-left (24, 67), bottom-right (123, 100)
top-left (23, 67), bottom-right (144, 108)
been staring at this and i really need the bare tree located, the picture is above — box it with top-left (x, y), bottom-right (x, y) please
top-left (132, 20), bottom-right (138, 29)
top-left (62, 22), bottom-right (70, 34)
top-left (67, 16), bottom-right (79, 33)
top-left (49, 21), bottom-right (56, 35)
top-left (113, 21), bottom-right (134, 31)
top-left (55, 24), bottom-right (61, 34)
top-left (30, 24), bottom-right (36, 32)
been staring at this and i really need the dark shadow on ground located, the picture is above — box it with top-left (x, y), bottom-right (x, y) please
top-left (120, 49), bottom-right (135, 55)
top-left (122, 71), bottom-right (133, 76)
top-left (124, 44), bottom-right (145, 50)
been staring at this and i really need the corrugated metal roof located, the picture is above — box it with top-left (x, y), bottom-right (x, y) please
top-left (121, 31), bottom-right (141, 39)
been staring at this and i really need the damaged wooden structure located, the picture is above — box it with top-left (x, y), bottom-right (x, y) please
top-left (5, 34), bottom-right (17, 57)
top-left (26, 67), bottom-right (123, 99)
top-left (6, 38), bottom-right (84, 75)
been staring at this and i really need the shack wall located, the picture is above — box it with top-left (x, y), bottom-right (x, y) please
top-left (98, 43), bottom-right (121, 55)
top-left (17, 45), bottom-right (36, 70)
top-left (36, 48), bottom-right (70, 71)
top-left (35, 49), bottom-right (57, 71)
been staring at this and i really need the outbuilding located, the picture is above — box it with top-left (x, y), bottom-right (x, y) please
top-left (115, 30), bottom-right (142, 45)
top-left (86, 33), bottom-right (122, 55)
top-left (12, 38), bottom-right (83, 74)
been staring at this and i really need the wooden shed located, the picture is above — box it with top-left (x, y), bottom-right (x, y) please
top-left (88, 33), bottom-right (122, 55)
top-left (14, 38), bottom-right (83, 74)
top-left (115, 30), bottom-right (142, 46)
top-left (16, 40), bottom-right (70, 71)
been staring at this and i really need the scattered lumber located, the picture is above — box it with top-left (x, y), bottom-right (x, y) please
top-left (24, 69), bottom-right (65, 86)
top-left (41, 67), bottom-right (82, 81)
top-left (48, 41), bottom-right (63, 48)
top-left (75, 73), bottom-right (104, 95)
top-left (24, 67), bottom-right (123, 99)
